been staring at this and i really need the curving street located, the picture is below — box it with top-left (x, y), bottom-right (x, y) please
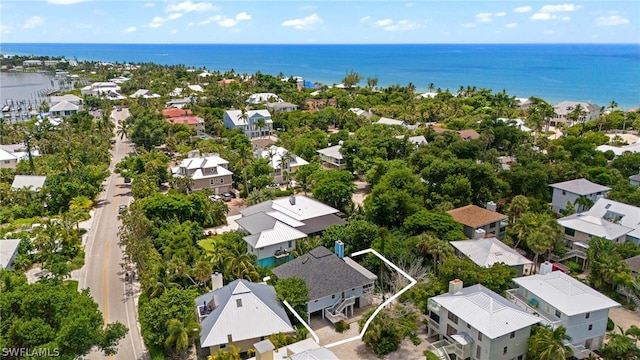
top-left (81, 109), bottom-right (147, 359)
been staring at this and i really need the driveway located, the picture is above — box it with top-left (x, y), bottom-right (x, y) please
top-left (608, 306), bottom-right (640, 334)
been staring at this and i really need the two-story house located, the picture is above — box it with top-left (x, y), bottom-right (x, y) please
top-left (195, 276), bottom-right (294, 357)
top-left (162, 107), bottom-right (205, 136)
top-left (551, 101), bottom-right (601, 127)
top-left (316, 145), bottom-right (346, 170)
top-left (449, 237), bottom-right (533, 277)
top-left (427, 280), bottom-right (540, 360)
top-left (271, 245), bottom-right (376, 324)
top-left (170, 154), bottom-right (233, 194)
top-left (549, 178), bottom-right (610, 214)
top-left (447, 204), bottom-right (508, 239)
top-left (256, 146), bottom-right (308, 184)
top-left (236, 195), bottom-right (346, 267)
top-left (507, 263), bottom-right (619, 357)
top-left (223, 109), bottom-right (273, 138)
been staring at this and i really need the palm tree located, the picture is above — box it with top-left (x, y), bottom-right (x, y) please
top-left (568, 104), bottom-right (587, 130)
top-left (602, 330), bottom-right (638, 359)
top-left (574, 195), bottom-right (594, 213)
top-left (608, 100), bottom-right (618, 112)
top-left (236, 142), bottom-right (253, 195)
top-left (165, 316), bottom-right (201, 356)
top-left (625, 325), bottom-right (640, 347)
top-left (508, 195), bottom-right (530, 225)
top-left (427, 83), bottom-right (435, 93)
top-left (528, 326), bottom-right (573, 360)
top-left (416, 234), bottom-right (454, 275)
top-left (527, 231), bottom-right (555, 272)
top-left (254, 117), bottom-right (267, 138)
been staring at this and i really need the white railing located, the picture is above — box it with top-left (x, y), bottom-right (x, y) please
top-left (506, 290), bottom-right (562, 328)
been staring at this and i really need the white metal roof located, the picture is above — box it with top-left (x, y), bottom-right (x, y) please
top-left (376, 117), bottom-right (405, 126)
top-left (225, 109), bottom-right (272, 126)
top-left (557, 214), bottom-right (632, 240)
top-left (272, 195), bottom-right (340, 221)
top-left (197, 280), bottom-right (293, 347)
top-left (549, 178), bottom-right (611, 195)
top-left (316, 145), bottom-right (343, 160)
top-left (247, 93), bottom-right (282, 104)
top-left (0, 149), bottom-right (16, 161)
top-left (49, 100), bottom-right (79, 112)
top-left (244, 221), bottom-right (307, 248)
top-left (11, 175), bottom-right (47, 191)
top-left (257, 146), bottom-right (308, 170)
top-left (450, 237), bottom-right (533, 268)
top-left (432, 284), bottom-right (540, 339)
top-left (0, 239), bottom-right (21, 269)
top-left (513, 271), bottom-right (620, 316)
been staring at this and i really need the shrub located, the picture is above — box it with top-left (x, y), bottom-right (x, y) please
top-left (336, 320), bottom-right (350, 333)
top-left (607, 317), bottom-right (615, 331)
top-left (564, 261), bottom-right (583, 274)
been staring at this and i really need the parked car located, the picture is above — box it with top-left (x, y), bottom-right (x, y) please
top-left (209, 195), bottom-right (222, 202)
top-left (221, 192), bottom-right (236, 200)
top-left (118, 205), bottom-right (127, 213)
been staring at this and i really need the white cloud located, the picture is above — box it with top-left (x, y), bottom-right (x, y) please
top-left (144, 3), bottom-right (154, 7)
top-left (76, 23), bottom-right (93, 29)
top-left (495, 12), bottom-right (506, 17)
top-left (282, 13), bottom-right (323, 30)
top-left (124, 26), bottom-right (136, 33)
top-left (476, 12), bottom-right (493, 22)
top-left (540, 3), bottom-right (582, 13)
top-left (47, 0), bottom-right (85, 4)
top-left (383, 19), bottom-right (422, 31)
top-left (506, 22), bottom-right (518, 28)
top-left (531, 12), bottom-right (554, 20)
top-left (562, 16), bottom-right (570, 21)
top-left (171, 29), bottom-right (178, 34)
top-left (235, 12), bottom-right (251, 21)
top-left (198, 15), bottom-right (221, 25)
top-left (514, 6), bottom-right (532, 13)
top-left (298, 5), bottom-right (317, 11)
top-left (406, 3), bottom-right (414, 7)
top-left (374, 19), bottom-right (393, 27)
top-left (165, 1), bottom-right (217, 13)
top-left (149, 13), bottom-right (184, 28)
top-left (596, 15), bottom-right (629, 26)
top-left (360, 16), bottom-right (371, 23)
top-left (543, 29), bottom-right (555, 34)
top-left (0, 24), bottom-right (14, 34)
top-left (168, 13), bottom-right (183, 20)
top-left (188, 22), bottom-right (194, 27)
top-left (23, 16), bottom-right (44, 29)
top-left (462, 23), bottom-right (476, 28)
top-left (218, 18), bottom-right (237, 27)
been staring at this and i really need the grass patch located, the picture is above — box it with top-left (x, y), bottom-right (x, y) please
top-left (63, 280), bottom-right (79, 292)
top-left (198, 234), bottom-right (224, 252)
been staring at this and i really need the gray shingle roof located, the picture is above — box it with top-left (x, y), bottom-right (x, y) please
top-left (271, 246), bottom-right (374, 301)
top-left (195, 279), bottom-right (293, 347)
top-left (549, 178), bottom-right (611, 195)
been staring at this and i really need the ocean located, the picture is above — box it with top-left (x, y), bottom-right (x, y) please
top-left (1, 43), bottom-right (639, 109)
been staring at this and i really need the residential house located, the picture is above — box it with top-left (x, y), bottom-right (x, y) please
top-left (217, 78), bottom-right (237, 86)
top-left (515, 97), bottom-right (534, 111)
top-left (49, 101), bottom-right (80, 118)
top-left (304, 98), bottom-right (336, 112)
top-left (165, 98), bottom-right (192, 109)
top-left (507, 263), bottom-right (620, 356)
top-left (549, 178), bottom-right (610, 214)
top-left (170, 154), bottom-right (233, 194)
top-left (11, 175), bottom-right (47, 191)
top-left (265, 102), bottom-right (298, 113)
top-left (450, 237), bottom-right (534, 276)
top-left (418, 92), bottom-right (439, 99)
top-left (223, 109), bottom-right (273, 138)
top-left (375, 117), bottom-right (407, 127)
top-left (80, 82), bottom-right (121, 96)
top-left (496, 118), bottom-right (532, 132)
top-left (317, 145), bottom-right (346, 170)
top-left (250, 338), bottom-right (338, 360)
top-left (0, 148), bottom-right (18, 169)
top-left (395, 135), bottom-right (428, 149)
top-left (431, 127), bottom-right (481, 141)
top-left (629, 168), bottom-right (640, 187)
top-left (130, 89), bottom-right (161, 99)
top-left (626, 255), bottom-right (640, 277)
top-left (170, 85), bottom-right (203, 97)
top-left (49, 94), bottom-right (82, 107)
top-left (0, 239), bottom-right (21, 270)
top-left (23, 60), bottom-right (43, 67)
top-left (0, 143), bottom-right (41, 170)
top-left (162, 108), bottom-right (204, 135)
top-left (251, 138), bottom-right (277, 152)
top-left (247, 93), bottom-right (282, 104)
top-left (256, 146), bottom-right (308, 184)
top-left (162, 108), bottom-right (193, 118)
top-left (447, 203), bottom-right (508, 239)
top-left (236, 195), bottom-right (346, 267)
top-left (349, 108), bottom-right (374, 119)
top-left (551, 101), bottom-right (601, 127)
top-left (272, 245), bottom-right (376, 324)
top-left (195, 277), bottom-right (294, 356)
top-left (427, 280), bottom-right (540, 360)
top-left (108, 75), bottom-right (130, 84)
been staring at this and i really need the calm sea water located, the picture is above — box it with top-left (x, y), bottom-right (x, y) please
top-left (1, 43), bottom-right (639, 109)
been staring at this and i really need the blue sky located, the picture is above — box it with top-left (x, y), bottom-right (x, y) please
top-left (1, 1), bottom-right (638, 44)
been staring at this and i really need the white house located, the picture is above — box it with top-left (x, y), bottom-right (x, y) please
top-left (223, 109), bottom-right (273, 138)
top-left (129, 89), bottom-right (161, 99)
top-left (0, 239), bottom-right (21, 270)
top-left (0, 143), bottom-right (40, 170)
top-left (316, 145), bottom-right (346, 170)
top-left (11, 175), bottom-right (47, 191)
top-left (549, 178), bottom-right (610, 214)
top-left (236, 195), bottom-right (346, 268)
top-left (255, 146), bottom-right (308, 184)
top-left (447, 204), bottom-right (508, 239)
top-left (170, 154), bottom-right (233, 194)
top-left (507, 263), bottom-right (620, 357)
top-left (247, 93), bottom-right (282, 104)
top-left (375, 117), bottom-right (407, 127)
top-left (450, 237), bottom-right (533, 276)
top-left (427, 280), bottom-right (540, 360)
top-left (49, 101), bottom-right (80, 118)
top-left (195, 278), bottom-right (294, 356)
top-left (551, 101), bottom-right (601, 127)
top-left (80, 82), bottom-right (121, 96)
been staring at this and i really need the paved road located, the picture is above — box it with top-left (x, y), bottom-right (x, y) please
top-left (82, 109), bottom-right (147, 359)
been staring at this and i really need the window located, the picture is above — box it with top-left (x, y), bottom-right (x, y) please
top-left (332, 294), bottom-right (336, 299)
top-left (477, 332), bottom-right (483, 341)
top-left (476, 345), bottom-right (481, 359)
top-left (3, 160), bottom-right (9, 164)
top-left (555, 309), bottom-right (561, 318)
top-left (467, 323), bottom-right (471, 329)
top-left (236, 299), bottom-right (242, 307)
top-left (585, 312), bottom-right (590, 319)
top-left (220, 344), bottom-right (226, 349)
top-left (562, 190), bottom-right (566, 195)
top-left (447, 311), bottom-right (459, 324)
top-left (429, 311), bottom-right (440, 324)
top-left (288, 241), bottom-right (292, 248)
top-left (490, 222), bottom-right (497, 228)
top-left (220, 177), bottom-right (224, 183)
top-left (446, 324), bottom-right (456, 336)
top-left (510, 331), bottom-right (515, 339)
top-left (503, 346), bottom-right (508, 355)
top-left (588, 324), bottom-right (593, 331)
top-left (518, 356), bottom-right (524, 360)
top-left (565, 228), bottom-right (576, 236)
top-left (210, 179), bottom-right (215, 185)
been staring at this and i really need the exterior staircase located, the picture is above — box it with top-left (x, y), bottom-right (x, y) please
top-left (324, 296), bottom-right (356, 324)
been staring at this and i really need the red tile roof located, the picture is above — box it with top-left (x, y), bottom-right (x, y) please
top-left (166, 116), bottom-right (203, 126)
top-left (162, 108), bottom-right (193, 117)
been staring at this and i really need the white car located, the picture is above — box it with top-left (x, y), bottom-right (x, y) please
top-left (209, 195), bottom-right (222, 202)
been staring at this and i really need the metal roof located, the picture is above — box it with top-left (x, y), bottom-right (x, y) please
top-left (11, 175), bottom-right (47, 191)
top-left (0, 239), bottom-right (21, 269)
top-left (196, 279), bottom-right (293, 347)
top-left (449, 237), bottom-right (533, 268)
top-left (256, 146), bottom-right (308, 170)
top-left (289, 348), bottom-right (339, 360)
top-left (225, 109), bottom-right (272, 126)
top-left (271, 196), bottom-right (340, 221)
top-left (316, 145), bottom-right (343, 160)
top-left (557, 214), bottom-right (632, 240)
top-left (49, 100), bottom-right (80, 112)
top-left (236, 212), bottom-right (279, 234)
top-left (512, 271), bottom-right (620, 316)
top-left (549, 178), bottom-right (611, 195)
top-left (243, 221), bottom-right (307, 248)
top-left (272, 246), bottom-right (374, 301)
top-left (432, 284), bottom-right (541, 339)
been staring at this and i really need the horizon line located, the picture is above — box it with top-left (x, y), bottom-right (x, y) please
top-left (2, 42), bottom-right (639, 46)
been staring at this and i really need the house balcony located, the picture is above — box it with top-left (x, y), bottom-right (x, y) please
top-left (506, 289), bottom-right (562, 328)
top-left (196, 305), bottom-right (211, 322)
top-left (430, 337), bottom-right (472, 360)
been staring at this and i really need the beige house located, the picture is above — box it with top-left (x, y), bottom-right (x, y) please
top-left (317, 145), bottom-right (346, 170)
top-left (447, 203), bottom-right (508, 239)
top-left (171, 154), bottom-right (233, 194)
